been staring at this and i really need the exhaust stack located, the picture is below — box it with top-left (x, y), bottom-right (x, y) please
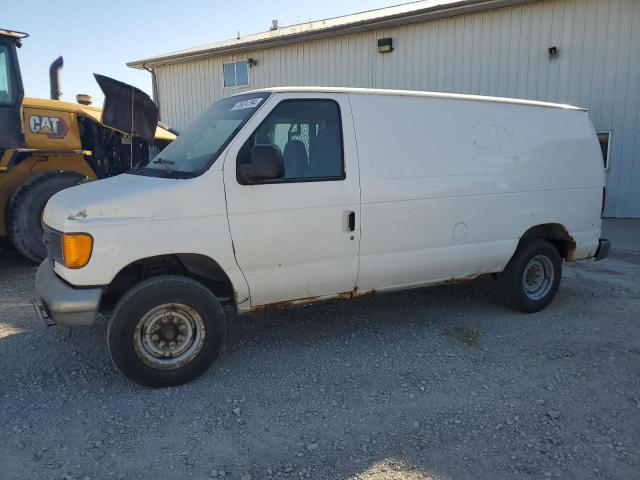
top-left (49, 56), bottom-right (63, 100)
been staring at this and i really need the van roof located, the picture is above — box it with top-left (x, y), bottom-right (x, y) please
top-left (248, 86), bottom-right (585, 111)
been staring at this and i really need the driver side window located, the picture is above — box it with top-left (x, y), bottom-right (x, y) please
top-left (0, 45), bottom-right (15, 105)
top-left (237, 99), bottom-right (344, 182)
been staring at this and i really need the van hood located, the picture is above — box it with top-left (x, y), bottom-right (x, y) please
top-left (42, 173), bottom-right (219, 232)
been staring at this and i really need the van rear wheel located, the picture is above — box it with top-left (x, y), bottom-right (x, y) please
top-left (498, 239), bottom-right (562, 313)
top-left (107, 275), bottom-right (226, 387)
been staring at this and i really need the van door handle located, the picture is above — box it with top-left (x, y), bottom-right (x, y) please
top-left (348, 211), bottom-right (356, 232)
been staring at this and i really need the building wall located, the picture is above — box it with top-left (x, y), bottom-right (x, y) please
top-left (153, 0), bottom-right (640, 218)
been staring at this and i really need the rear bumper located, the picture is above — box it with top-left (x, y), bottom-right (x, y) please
top-left (595, 238), bottom-right (611, 261)
top-left (34, 261), bottom-right (102, 327)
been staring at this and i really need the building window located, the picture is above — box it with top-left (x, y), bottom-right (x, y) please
top-left (223, 60), bottom-right (249, 88)
top-left (597, 132), bottom-right (611, 170)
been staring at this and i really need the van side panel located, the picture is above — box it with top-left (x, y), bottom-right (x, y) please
top-left (349, 93), bottom-right (604, 292)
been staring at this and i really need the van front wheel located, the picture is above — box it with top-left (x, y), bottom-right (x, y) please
top-left (498, 239), bottom-right (562, 313)
top-left (107, 275), bottom-right (226, 387)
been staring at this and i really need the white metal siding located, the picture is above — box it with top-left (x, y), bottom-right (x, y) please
top-left (154, 0), bottom-right (640, 218)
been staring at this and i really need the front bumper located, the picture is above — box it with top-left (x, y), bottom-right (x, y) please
top-left (33, 261), bottom-right (102, 327)
top-left (595, 238), bottom-right (611, 261)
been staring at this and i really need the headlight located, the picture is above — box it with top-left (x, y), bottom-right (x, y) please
top-left (62, 233), bottom-right (93, 269)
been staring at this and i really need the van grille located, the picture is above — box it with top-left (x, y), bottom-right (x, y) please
top-left (43, 225), bottom-right (63, 265)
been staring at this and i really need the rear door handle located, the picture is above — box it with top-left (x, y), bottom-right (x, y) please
top-left (348, 211), bottom-right (356, 232)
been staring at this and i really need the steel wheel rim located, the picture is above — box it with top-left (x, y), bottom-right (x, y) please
top-left (133, 303), bottom-right (206, 369)
top-left (522, 254), bottom-right (555, 301)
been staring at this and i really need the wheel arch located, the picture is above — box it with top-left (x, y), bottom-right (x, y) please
top-left (100, 253), bottom-right (238, 313)
top-left (520, 223), bottom-right (576, 260)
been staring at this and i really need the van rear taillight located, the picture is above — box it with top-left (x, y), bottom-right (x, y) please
top-left (601, 187), bottom-right (606, 217)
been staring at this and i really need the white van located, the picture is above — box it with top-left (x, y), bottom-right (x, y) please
top-left (34, 87), bottom-right (610, 387)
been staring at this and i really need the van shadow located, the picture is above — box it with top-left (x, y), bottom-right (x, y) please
top-left (54, 274), bottom-right (504, 377)
top-left (226, 275), bottom-right (501, 347)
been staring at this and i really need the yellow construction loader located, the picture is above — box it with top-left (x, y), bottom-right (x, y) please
top-left (0, 29), bottom-right (175, 261)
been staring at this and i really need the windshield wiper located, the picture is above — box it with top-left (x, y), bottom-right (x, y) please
top-left (133, 156), bottom-right (174, 173)
top-left (134, 158), bottom-right (196, 178)
top-left (162, 167), bottom-right (178, 178)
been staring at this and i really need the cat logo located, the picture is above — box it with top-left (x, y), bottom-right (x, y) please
top-left (29, 115), bottom-right (69, 139)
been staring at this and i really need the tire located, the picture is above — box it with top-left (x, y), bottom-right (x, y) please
top-left (7, 171), bottom-right (87, 262)
top-left (497, 239), bottom-right (562, 313)
top-left (107, 275), bottom-right (226, 387)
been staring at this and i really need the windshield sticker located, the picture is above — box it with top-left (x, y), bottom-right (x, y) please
top-left (231, 98), bottom-right (263, 111)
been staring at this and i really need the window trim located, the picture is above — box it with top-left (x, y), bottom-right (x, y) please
top-left (223, 60), bottom-right (249, 88)
top-left (236, 98), bottom-right (346, 185)
top-left (597, 131), bottom-right (611, 170)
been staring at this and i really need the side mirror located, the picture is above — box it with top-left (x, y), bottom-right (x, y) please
top-left (238, 144), bottom-right (284, 184)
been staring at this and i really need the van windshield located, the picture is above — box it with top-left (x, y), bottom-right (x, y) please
top-left (135, 92), bottom-right (269, 178)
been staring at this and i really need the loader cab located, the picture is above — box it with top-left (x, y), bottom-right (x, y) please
top-left (0, 29), bottom-right (26, 150)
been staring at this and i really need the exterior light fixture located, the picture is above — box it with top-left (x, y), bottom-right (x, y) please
top-left (377, 37), bottom-right (393, 53)
top-left (548, 46), bottom-right (558, 58)
top-left (248, 57), bottom-right (258, 67)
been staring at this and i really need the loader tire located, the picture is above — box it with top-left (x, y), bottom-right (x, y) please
top-left (7, 171), bottom-right (87, 262)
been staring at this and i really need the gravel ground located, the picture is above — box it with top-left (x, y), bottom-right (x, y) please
top-left (1, 242), bottom-right (639, 480)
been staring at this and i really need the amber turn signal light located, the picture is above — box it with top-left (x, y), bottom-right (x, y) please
top-left (62, 233), bottom-right (93, 269)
